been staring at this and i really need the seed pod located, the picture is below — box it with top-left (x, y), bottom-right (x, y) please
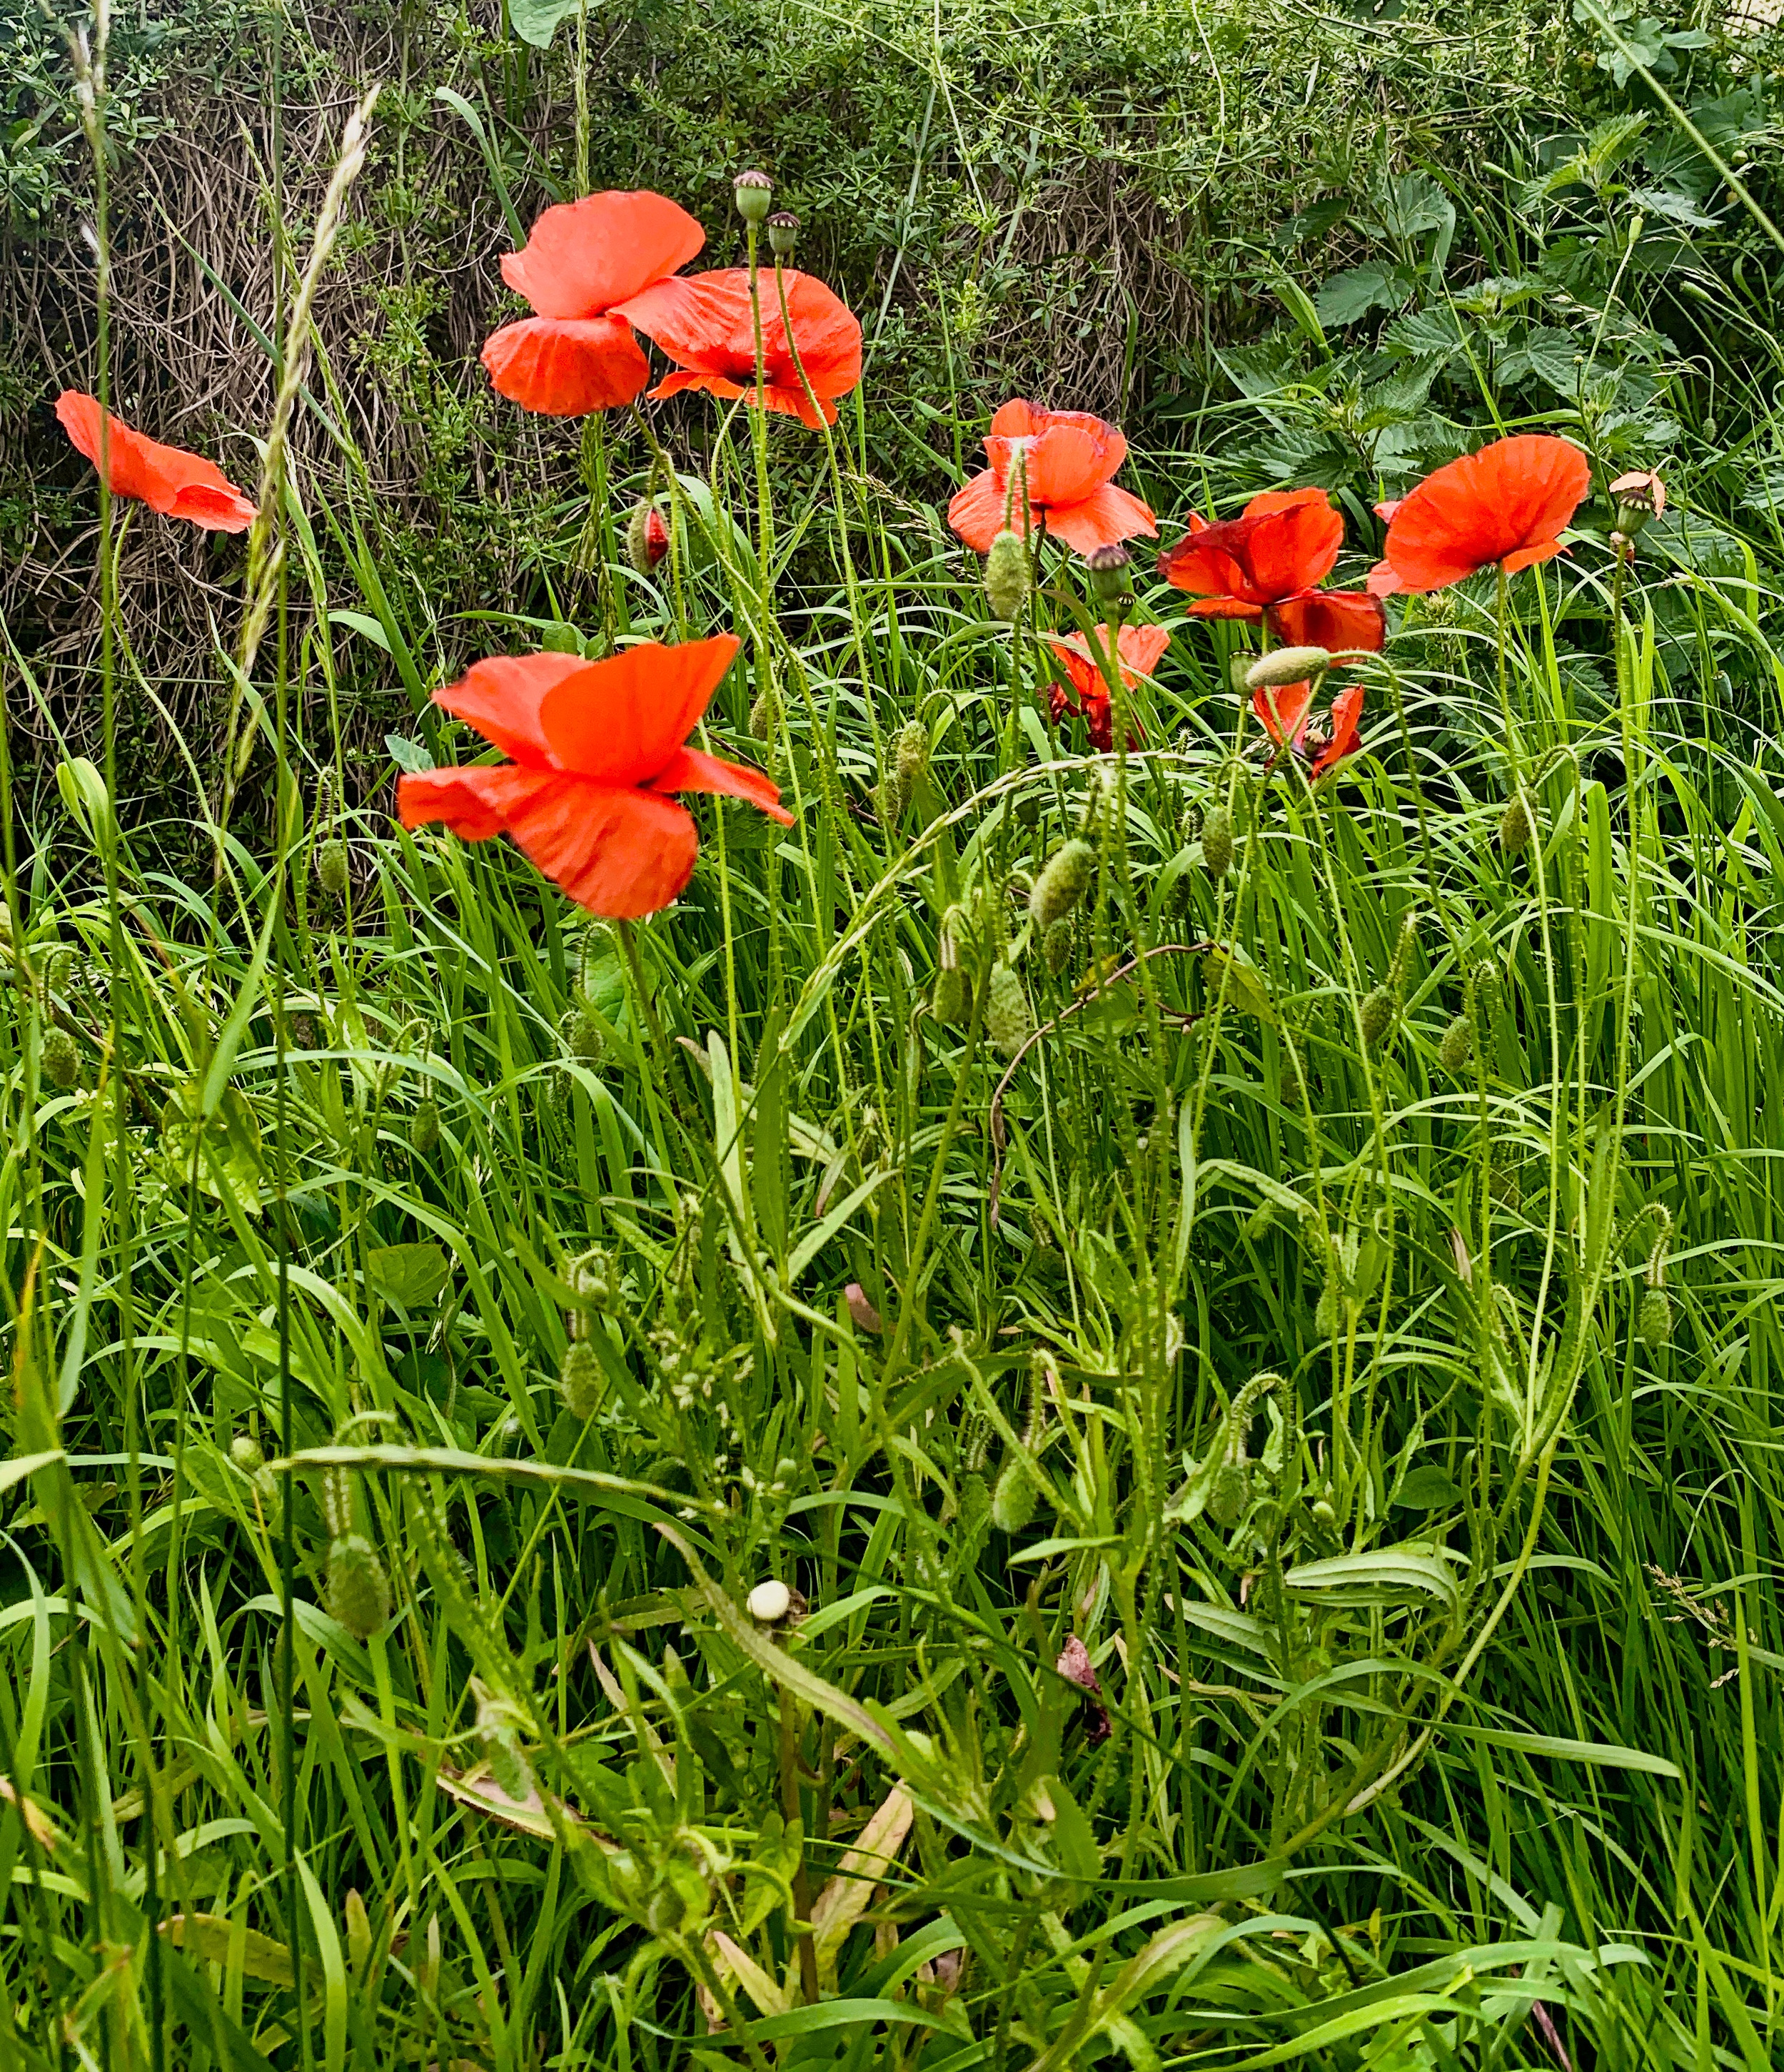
top-left (1084, 542), bottom-right (1133, 608)
top-left (990, 1453), bottom-right (1038, 1534)
top-left (1359, 985), bottom-right (1396, 1048)
top-left (1498, 795), bottom-right (1533, 854)
top-left (986, 962), bottom-right (1032, 1059)
top-left (229, 1435), bottom-right (265, 1475)
top-left (1439, 1011), bottom-right (1473, 1075)
top-left (410, 1097), bottom-right (440, 1155)
top-left (1201, 803), bottom-right (1234, 879)
top-left (625, 502), bottom-right (668, 575)
top-left (1043, 917), bottom-right (1073, 976)
top-left (766, 209), bottom-right (799, 259)
top-left (558, 1340), bottom-right (605, 1420)
top-left (317, 839), bottom-right (350, 900)
top-left (1208, 1455), bottom-right (1251, 1530)
top-left (41, 1026), bottom-right (79, 1090)
top-left (1030, 837), bottom-right (1095, 931)
top-left (1245, 645), bottom-right (1331, 690)
top-left (326, 1533), bottom-right (390, 1640)
top-left (984, 529), bottom-right (1030, 622)
top-left (733, 168), bottom-right (773, 223)
top-left (1639, 1285), bottom-right (1673, 1347)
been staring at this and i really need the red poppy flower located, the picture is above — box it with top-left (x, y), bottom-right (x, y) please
top-left (1252, 678), bottom-right (1364, 779)
top-left (948, 401), bottom-right (1156, 558)
top-left (1367, 435), bottom-right (1591, 596)
top-left (56, 391), bottom-right (257, 532)
top-left (1043, 622), bottom-right (1169, 752)
top-left (397, 635), bottom-right (792, 919)
top-left (480, 191), bottom-right (705, 417)
top-left (613, 268), bottom-right (862, 428)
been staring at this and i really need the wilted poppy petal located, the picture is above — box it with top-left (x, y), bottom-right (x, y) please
top-left (433, 652), bottom-right (589, 767)
top-left (1381, 435), bottom-right (1590, 593)
top-left (1044, 482), bottom-right (1158, 557)
top-left (539, 635), bottom-right (742, 785)
top-left (651, 745), bottom-right (794, 824)
top-left (1269, 590), bottom-right (1386, 655)
top-left (1252, 681), bottom-right (1314, 749)
top-left (1186, 595), bottom-right (1266, 621)
top-left (1311, 683), bottom-right (1365, 777)
top-left (481, 315), bottom-right (650, 416)
top-left (948, 468), bottom-right (1012, 553)
top-left (56, 390), bottom-right (257, 532)
top-left (398, 764), bottom-right (551, 842)
top-left (500, 778), bottom-right (700, 919)
top-left (499, 191), bottom-right (705, 320)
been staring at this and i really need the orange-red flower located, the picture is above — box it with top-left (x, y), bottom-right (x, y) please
top-left (1368, 435), bottom-right (1591, 596)
top-left (949, 402), bottom-right (1156, 558)
top-left (1044, 622), bottom-right (1169, 752)
top-left (397, 636), bottom-right (792, 919)
top-left (614, 268), bottom-right (862, 428)
top-left (1158, 487), bottom-right (1384, 656)
top-left (1253, 678), bottom-right (1364, 780)
top-left (56, 391), bottom-right (257, 532)
top-left (481, 191), bottom-right (705, 418)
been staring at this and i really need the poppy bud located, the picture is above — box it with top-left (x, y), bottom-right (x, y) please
top-left (896, 720), bottom-right (929, 797)
top-left (1029, 837), bottom-right (1095, 931)
top-left (41, 1026), bottom-right (79, 1090)
top-left (1639, 1285), bottom-right (1672, 1347)
top-left (748, 684), bottom-right (779, 739)
top-left (1359, 985), bottom-right (1396, 1049)
top-left (733, 169), bottom-right (773, 223)
top-left (987, 961), bottom-right (1032, 1059)
top-left (326, 1532), bottom-right (390, 1640)
top-left (1498, 795), bottom-right (1533, 854)
top-left (317, 838), bottom-right (349, 901)
top-left (990, 1453), bottom-right (1039, 1534)
top-left (410, 1096), bottom-right (440, 1156)
top-left (933, 963), bottom-right (968, 1026)
top-left (1310, 1494), bottom-right (1338, 1530)
top-left (625, 501), bottom-right (668, 575)
top-left (766, 209), bottom-right (799, 259)
top-left (984, 529), bottom-right (1030, 622)
top-left (1209, 1455), bottom-right (1251, 1531)
top-left (1315, 1275), bottom-right (1342, 1339)
top-left (558, 1339), bottom-right (604, 1420)
top-left (563, 1003), bottom-right (605, 1063)
top-left (1084, 542), bottom-right (1133, 608)
top-left (1608, 468), bottom-right (1665, 540)
top-left (1439, 1011), bottom-right (1473, 1075)
top-left (568, 1244), bottom-right (615, 1312)
top-left (1201, 804), bottom-right (1234, 880)
top-left (1043, 917), bottom-right (1073, 976)
top-left (229, 1435), bottom-right (265, 1475)
top-left (1245, 646), bottom-right (1331, 691)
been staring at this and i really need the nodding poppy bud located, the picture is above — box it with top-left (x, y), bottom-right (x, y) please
top-left (410, 1097), bottom-right (440, 1155)
top-left (747, 684), bottom-right (779, 739)
top-left (563, 1003), bottom-right (605, 1063)
top-left (625, 501), bottom-right (668, 575)
top-left (326, 1533), bottom-right (390, 1640)
top-left (558, 1340), bottom-right (604, 1420)
top-left (41, 1026), bottom-right (79, 1090)
top-left (895, 720), bottom-right (929, 797)
top-left (1030, 837), bottom-right (1095, 931)
top-left (1498, 795), bottom-right (1533, 854)
top-left (990, 1453), bottom-right (1039, 1534)
top-left (987, 961), bottom-right (1032, 1059)
top-left (1608, 468), bottom-right (1665, 542)
top-left (1245, 646), bottom-right (1331, 691)
top-left (1359, 985), bottom-right (1396, 1048)
top-left (1044, 917), bottom-right (1073, 976)
top-left (1639, 1285), bottom-right (1673, 1347)
top-left (1439, 1011), bottom-right (1474, 1075)
top-left (1315, 1275), bottom-right (1342, 1338)
top-left (733, 169), bottom-right (773, 223)
top-left (317, 838), bottom-right (349, 900)
top-left (1208, 1455), bottom-right (1251, 1531)
top-left (1084, 542), bottom-right (1133, 607)
top-left (1201, 803), bottom-right (1234, 879)
top-left (229, 1435), bottom-right (265, 1475)
top-left (765, 209), bottom-right (799, 259)
top-left (932, 963), bottom-right (969, 1025)
top-left (984, 529), bottom-right (1030, 622)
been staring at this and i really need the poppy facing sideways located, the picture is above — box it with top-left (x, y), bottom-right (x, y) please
top-left (1253, 678), bottom-right (1364, 780)
top-left (56, 391), bottom-right (257, 532)
top-left (949, 402), bottom-right (1156, 558)
top-left (397, 636), bottom-right (792, 920)
top-left (1159, 487), bottom-right (1385, 656)
top-left (615, 268), bottom-right (862, 428)
top-left (481, 191), bottom-right (705, 417)
top-left (1369, 435), bottom-right (1591, 595)
top-left (1044, 623), bottom-right (1170, 753)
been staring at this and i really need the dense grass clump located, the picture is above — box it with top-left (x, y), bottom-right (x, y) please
top-left (6, 0), bottom-right (1784, 2067)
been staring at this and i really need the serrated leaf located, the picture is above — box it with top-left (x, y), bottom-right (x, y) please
top-left (1314, 263), bottom-right (1404, 328)
top-left (364, 1242), bottom-right (452, 1309)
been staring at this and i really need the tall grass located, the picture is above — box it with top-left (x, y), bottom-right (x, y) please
top-left (5, 5), bottom-right (1784, 2068)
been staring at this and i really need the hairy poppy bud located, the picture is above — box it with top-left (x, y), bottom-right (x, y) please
top-left (1310, 1495), bottom-right (1338, 1530)
top-left (1639, 1285), bottom-right (1673, 1347)
top-left (317, 839), bottom-right (349, 900)
top-left (625, 502), bottom-right (668, 575)
top-left (229, 1435), bottom-right (265, 1475)
top-left (1315, 1275), bottom-right (1342, 1339)
top-left (1439, 1011), bottom-right (1473, 1075)
top-left (1245, 646), bottom-right (1331, 690)
top-left (932, 964), bottom-right (969, 1024)
top-left (558, 1339), bottom-right (604, 1420)
top-left (1201, 804), bottom-right (1234, 880)
top-left (990, 1454), bottom-right (1038, 1535)
top-left (896, 720), bottom-right (928, 797)
top-left (1498, 795), bottom-right (1533, 854)
top-left (41, 1025), bottom-right (79, 1090)
top-left (733, 169), bottom-right (773, 223)
top-left (1608, 468), bottom-right (1665, 542)
top-left (766, 209), bottom-right (799, 259)
top-left (563, 1004), bottom-right (605, 1063)
top-left (410, 1096), bottom-right (440, 1155)
top-left (1209, 1455), bottom-right (1250, 1530)
top-left (1084, 542), bottom-right (1133, 608)
top-left (1359, 985), bottom-right (1396, 1048)
top-left (1030, 837), bottom-right (1094, 931)
top-left (984, 529), bottom-right (1030, 622)
top-left (1043, 917), bottom-right (1073, 976)
top-left (326, 1533), bottom-right (390, 1640)
top-left (987, 962), bottom-right (1032, 1059)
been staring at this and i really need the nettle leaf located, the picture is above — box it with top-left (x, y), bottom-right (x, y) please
top-left (1518, 325), bottom-right (1592, 397)
top-left (1629, 184), bottom-right (1723, 230)
top-left (1314, 263), bottom-right (1406, 328)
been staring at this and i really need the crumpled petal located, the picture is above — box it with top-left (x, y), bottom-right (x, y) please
top-left (1268, 589), bottom-right (1386, 656)
top-left (618, 268), bottom-right (862, 415)
top-left (538, 635), bottom-right (740, 786)
top-left (947, 468), bottom-right (1012, 553)
top-left (1311, 683), bottom-right (1365, 777)
top-left (1160, 487), bottom-right (1339, 607)
top-left (433, 651), bottom-right (589, 768)
top-left (1252, 680), bottom-right (1314, 749)
top-left (499, 190), bottom-right (705, 320)
top-left (480, 315), bottom-right (651, 416)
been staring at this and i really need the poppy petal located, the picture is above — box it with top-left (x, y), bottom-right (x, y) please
top-left (481, 316), bottom-right (650, 415)
top-left (499, 191), bottom-right (705, 320)
top-left (1252, 681), bottom-right (1314, 749)
top-left (650, 745), bottom-right (795, 824)
top-left (1239, 496), bottom-right (1344, 600)
top-left (948, 468), bottom-right (1017, 553)
top-left (618, 268), bottom-right (862, 410)
top-left (538, 635), bottom-right (742, 785)
top-left (1161, 529), bottom-right (1254, 600)
top-left (56, 390), bottom-right (257, 530)
top-left (1042, 482), bottom-right (1158, 557)
top-left (1366, 560), bottom-right (1406, 598)
top-left (1381, 435), bottom-right (1590, 592)
top-left (398, 764), bottom-right (549, 842)
top-left (433, 652), bottom-right (589, 767)
top-left (167, 482), bottom-right (258, 532)
top-left (1268, 590), bottom-right (1386, 655)
top-left (1311, 684), bottom-right (1365, 777)
top-left (987, 399), bottom-right (1047, 441)
top-left (1186, 597), bottom-right (1266, 621)
top-left (500, 779), bottom-right (700, 919)
top-left (1501, 540), bottom-right (1566, 575)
